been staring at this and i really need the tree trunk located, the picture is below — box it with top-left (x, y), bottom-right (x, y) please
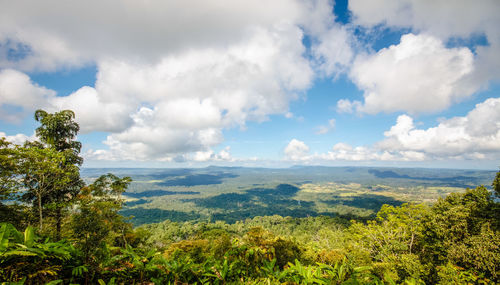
top-left (56, 207), bottom-right (62, 241)
top-left (38, 192), bottom-right (43, 230)
top-left (409, 232), bottom-right (415, 254)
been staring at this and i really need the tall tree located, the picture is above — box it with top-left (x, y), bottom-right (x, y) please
top-left (72, 173), bottom-right (132, 279)
top-left (493, 170), bottom-right (500, 198)
top-left (18, 143), bottom-right (78, 231)
top-left (0, 138), bottom-right (22, 225)
top-left (34, 109), bottom-right (82, 165)
top-left (33, 110), bottom-right (84, 239)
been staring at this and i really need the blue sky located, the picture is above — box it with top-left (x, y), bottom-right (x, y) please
top-left (0, 0), bottom-right (499, 169)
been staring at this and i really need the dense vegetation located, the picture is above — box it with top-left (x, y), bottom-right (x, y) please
top-left (106, 166), bottom-right (495, 226)
top-left (1, 110), bottom-right (499, 284)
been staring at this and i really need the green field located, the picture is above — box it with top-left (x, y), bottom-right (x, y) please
top-left (81, 166), bottom-right (496, 225)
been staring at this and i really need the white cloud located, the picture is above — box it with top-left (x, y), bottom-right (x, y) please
top-left (287, 97), bottom-right (500, 163)
top-left (49, 86), bottom-right (133, 133)
top-left (294, 0), bottom-right (354, 77)
top-left (0, 0), bottom-right (357, 161)
top-left (315, 118), bottom-right (336, 134)
top-left (0, 131), bottom-right (36, 145)
top-left (0, 0), bottom-right (301, 71)
top-left (192, 146), bottom-right (233, 162)
top-left (311, 25), bottom-right (354, 77)
top-left (6, 0), bottom-right (498, 166)
top-left (465, 97), bottom-right (500, 137)
top-left (76, 23), bottom-right (315, 160)
top-left (96, 106), bottom-right (224, 161)
top-left (0, 69), bottom-right (54, 121)
top-left (377, 97), bottom-right (500, 159)
top-left (342, 33), bottom-right (477, 114)
top-left (284, 139), bottom-right (310, 161)
top-left (0, 0), bottom-right (360, 162)
top-left (349, 0), bottom-right (500, 40)
top-left (349, 0), bottom-right (500, 93)
top-left (0, 0), bottom-right (353, 74)
top-left (320, 143), bottom-right (398, 161)
top-left (336, 99), bottom-right (361, 114)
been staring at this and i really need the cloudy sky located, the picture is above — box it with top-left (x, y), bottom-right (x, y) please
top-left (0, 0), bottom-right (499, 169)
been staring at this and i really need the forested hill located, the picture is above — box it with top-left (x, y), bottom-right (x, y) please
top-left (2, 174), bottom-right (500, 284)
top-left (80, 166), bottom-right (496, 225)
top-left (1, 110), bottom-right (499, 284)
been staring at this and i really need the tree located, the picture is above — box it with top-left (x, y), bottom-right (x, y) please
top-left (18, 143), bottom-right (79, 230)
top-left (34, 109), bottom-right (84, 239)
top-left (0, 138), bottom-right (23, 225)
top-left (422, 184), bottom-right (499, 283)
top-left (34, 109), bottom-right (82, 165)
top-left (0, 139), bottom-right (18, 201)
top-left (347, 203), bottom-right (429, 282)
top-left (72, 173), bottom-right (132, 275)
top-left (18, 143), bottom-right (79, 231)
top-left (493, 170), bottom-right (500, 198)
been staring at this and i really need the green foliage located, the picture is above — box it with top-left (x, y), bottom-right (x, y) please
top-left (71, 173), bottom-right (133, 280)
top-left (0, 139), bottom-right (25, 226)
top-left (0, 223), bottom-right (77, 284)
top-left (17, 145), bottom-right (79, 231)
top-left (33, 109), bottom-right (84, 240)
top-left (112, 166), bottom-right (494, 227)
top-left (0, 138), bottom-right (20, 202)
top-left (1, 110), bottom-right (499, 284)
top-left (34, 109), bottom-right (82, 165)
top-left (493, 170), bottom-right (500, 197)
top-left (1, 110), bottom-right (84, 240)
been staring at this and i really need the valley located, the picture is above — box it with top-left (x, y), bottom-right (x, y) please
top-left (82, 166), bottom-right (496, 225)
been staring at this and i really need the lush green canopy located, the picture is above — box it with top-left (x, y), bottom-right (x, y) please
top-left (0, 110), bottom-right (498, 284)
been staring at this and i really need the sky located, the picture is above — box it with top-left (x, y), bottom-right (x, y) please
top-left (0, 0), bottom-right (499, 170)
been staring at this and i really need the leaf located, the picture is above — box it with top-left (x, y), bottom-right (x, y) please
top-left (0, 223), bottom-right (23, 251)
top-left (72, 265), bottom-right (88, 277)
top-left (2, 250), bottom-right (38, 257)
top-left (24, 226), bottom-right (35, 248)
top-left (2, 277), bottom-right (26, 285)
top-left (353, 266), bottom-right (372, 272)
top-left (0, 223), bottom-right (9, 251)
top-left (45, 280), bottom-right (63, 285)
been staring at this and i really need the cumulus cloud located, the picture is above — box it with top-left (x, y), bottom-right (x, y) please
top-left (76, 23), bottom-right (314, 160)
top-left (315, 118), bottom-right (336, 134)
top-left (288, 97), bottom-right (500, 162)
top-left (341, 34), bottom-right (477, 114)
top-left (283, 140), bottom-right (418, 163)
top-left (349, 0), bottom-right (500, 40)
top-left (49, 86), bottom-right (133, 133)
top-left (94, 106), bottom-right (224, 161)
top-left (349, 0), bottom-right (500, 93)
top-left (320, 143), bottom-right (399, 161)
top-left (377, 97), bottom-right (500, 159)
top-left (0, 0), bottom-right (353, 73)
top-left (4, 0), bottom-right (498, 165)
top-left (284, 139), bottom-right (310, 161)
top-left (192, 146), bottom-right (233, 162)
top-left (0, 0), bottom-right (358, 161)
top-left (0, 131), bottom-right (36, 145)
top-left (0, 0), bottom-right (300, 71)
top-left (309, 23), bottom-right (354, 77)
top-left (336, 99), bottom-right (360, 114)
top-left (93, 24), bottom-right (313, 124)
top-left (0, 69), bottom-right (54, 121)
